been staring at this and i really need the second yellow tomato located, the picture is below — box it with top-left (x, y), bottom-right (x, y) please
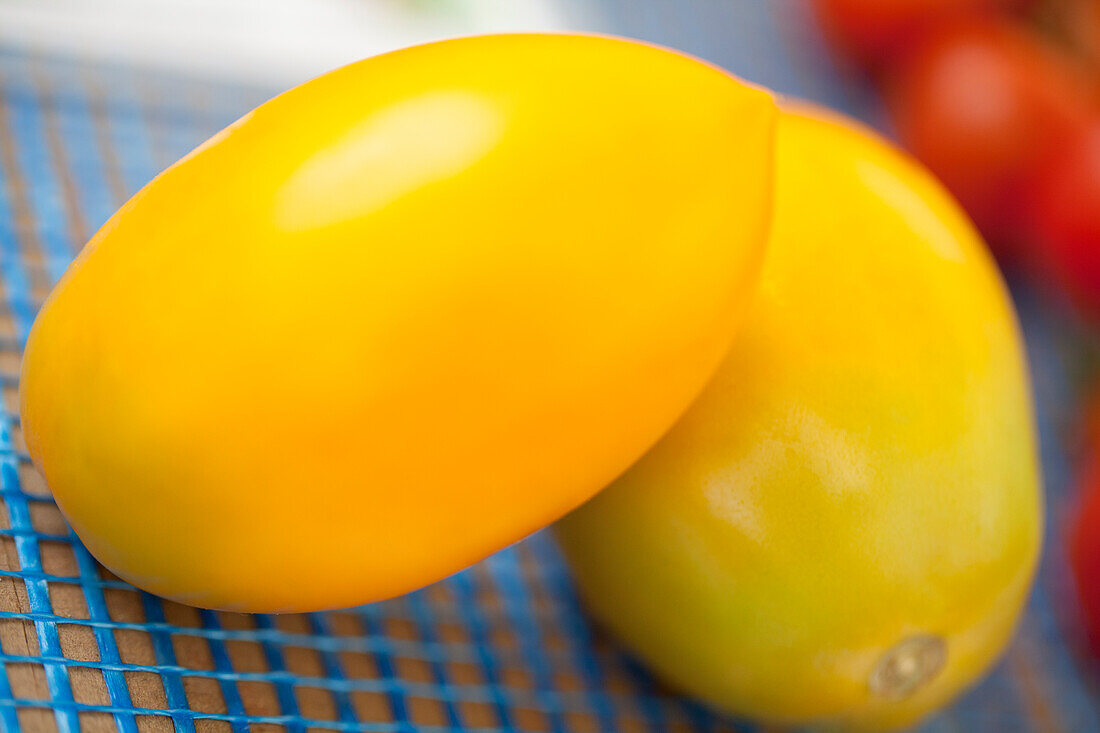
top-left (556, 106), bottom-right (1042, 731)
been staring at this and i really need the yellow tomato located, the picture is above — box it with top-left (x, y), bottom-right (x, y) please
top-left (20, 34), bottom-right (776, 613)
top-left (555, 105), bottom-right (1042, 731)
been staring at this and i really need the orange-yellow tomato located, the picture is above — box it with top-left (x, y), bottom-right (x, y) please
top-left (556, 105), bottom-right (1042, 731)
top-left (19, 34), bottom-right (776, 612)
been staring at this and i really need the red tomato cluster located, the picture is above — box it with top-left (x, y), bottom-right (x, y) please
top-left (815, 0), bottom-right (1100, 653)
top-left (816, 0), bottom-right (1099, 283)
top-left (814, 0), bottom-right (1033, 68)
top-left (886, 19), bottom-right (1093, 253)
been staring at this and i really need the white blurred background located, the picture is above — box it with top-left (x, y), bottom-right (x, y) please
top-left (0, 0), bottom-right (857, 112)
top-left (0, 0), bottom-right (588, 86)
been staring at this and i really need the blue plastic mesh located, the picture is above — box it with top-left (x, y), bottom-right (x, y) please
top-left (1, 3), bottom-right (1100, 731)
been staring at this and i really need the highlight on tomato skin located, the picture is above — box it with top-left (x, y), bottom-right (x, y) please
top-left (882, 16), bottom-right (1094, 254)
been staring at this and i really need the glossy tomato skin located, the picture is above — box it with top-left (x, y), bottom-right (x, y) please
top-left (884, 18), bottom-right (1093, 251)
top-left (19, 34), bottom-right (777, 613)
top-left (1070, 458), bottom-right (1100, 653)
top-left (1027, 120), bottom-right (1100, 315)
top-left (557, 106), bottom-right (1041, 731)
top-left (813, 0), bottom-right (1032, 69)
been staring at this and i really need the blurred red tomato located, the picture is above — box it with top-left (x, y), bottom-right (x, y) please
top-left (1081, 387), bottom-right (1100, 451)
top-left (1028, 120), bottom-right (1100, 313)
top-left (1061, 0), bottom-right (1100, 72)
top-left (884, 18), bottom-right (1093, 252)
top-left (813, 0), bottom-right (1032, 69)
top-left (1071, 457), bottom-right (1100, 652)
